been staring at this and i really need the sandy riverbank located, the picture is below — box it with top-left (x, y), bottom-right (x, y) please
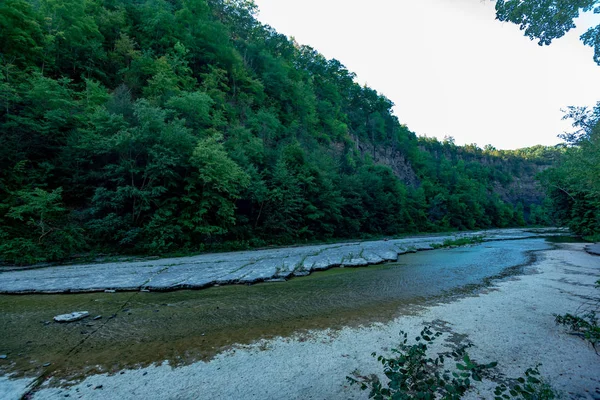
top-left (11, 242), bottom-right (596, 399)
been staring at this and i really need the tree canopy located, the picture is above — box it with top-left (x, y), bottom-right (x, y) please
top-left (495, 0), bottom-right (600, 64)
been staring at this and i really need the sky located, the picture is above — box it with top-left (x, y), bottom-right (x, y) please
top-left (252, 0), bottom-right (600, 149)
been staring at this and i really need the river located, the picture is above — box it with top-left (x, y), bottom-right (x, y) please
top-left (0, 237), bottom-right (558, 382)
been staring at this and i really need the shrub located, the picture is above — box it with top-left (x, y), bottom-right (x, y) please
top-left (347, 327), bottom-right (556, 399)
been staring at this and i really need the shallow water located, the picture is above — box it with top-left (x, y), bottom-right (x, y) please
top-left (0, 238), bottom-right (553, 380)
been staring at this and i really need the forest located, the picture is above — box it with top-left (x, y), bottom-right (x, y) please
top-left (0, 0), bottom-right (596, 265)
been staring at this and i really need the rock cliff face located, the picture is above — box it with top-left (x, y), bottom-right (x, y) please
top-left (493, 173), bottom-right (546, 206)
top-left (372, 145), bottom-right (420, 187)
top-left (486, 161), bottom-right (550, 206)
top-left (351, 134), bottom-right (419, 187)
top-left (343, 134), bottom-right (551, 212)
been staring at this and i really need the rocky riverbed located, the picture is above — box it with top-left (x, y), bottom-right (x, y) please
top-left (0, 228), bottom-right (567, 294)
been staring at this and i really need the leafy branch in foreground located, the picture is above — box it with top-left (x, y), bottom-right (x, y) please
top-left (554, 279), bottom-right (600, 352)
top-left (347, 326), bottom-right (556, 399)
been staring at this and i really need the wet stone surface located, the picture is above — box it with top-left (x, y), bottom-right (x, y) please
top-left (0, 228), bottom-right (568, 294)
top-left (585, 243), bottom-right (600, 256)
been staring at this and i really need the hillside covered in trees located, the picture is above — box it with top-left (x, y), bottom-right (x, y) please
top-left (0, 0), bottom-right (559, 264)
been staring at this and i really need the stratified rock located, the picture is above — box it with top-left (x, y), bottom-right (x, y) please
top-left (53, 311), bottom-right (89, 323)
top-left (585, 244), bottom-right (600, 256)
top-left (0, 228), bottom-right (570, 294)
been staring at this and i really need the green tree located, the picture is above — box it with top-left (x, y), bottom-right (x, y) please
top-left (0, 0), bottom-right (44, 67)
top-left (179, 134), bottom-right (249, 242)
top-left (495, 0), bottom-right (600, 64)
top-left (0, 187), bottom-right (85, 264)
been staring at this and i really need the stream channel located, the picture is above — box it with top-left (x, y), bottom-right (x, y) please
top-left (0, 237), bottom-right (558, 382)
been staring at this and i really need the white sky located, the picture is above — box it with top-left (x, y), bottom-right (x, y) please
top-left (253, 0), bottom-right (600, 149)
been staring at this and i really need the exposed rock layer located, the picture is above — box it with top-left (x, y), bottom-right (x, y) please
top-left (0, 228), bottom-right (567, 294)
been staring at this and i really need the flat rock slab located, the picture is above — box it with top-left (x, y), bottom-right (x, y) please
top-left (53, 311), bottom-right (89, 323)
top-left (0, 228), bottom-right (569, 294)
top-left (585, 243), bottom-right (600, 256)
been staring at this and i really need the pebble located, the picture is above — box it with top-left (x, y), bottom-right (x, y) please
top-left (93, 315), bottom-right (102, 320)
top-left (0, 355), bottom-right (7, 359)
top-left (42, 362), bottom-right (51, 367)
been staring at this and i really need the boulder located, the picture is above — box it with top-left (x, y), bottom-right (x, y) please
top-left (53, 311), bottom-right (90, 323)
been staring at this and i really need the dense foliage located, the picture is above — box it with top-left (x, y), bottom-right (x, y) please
top-left (0, 0), bottom-right (554, 264)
